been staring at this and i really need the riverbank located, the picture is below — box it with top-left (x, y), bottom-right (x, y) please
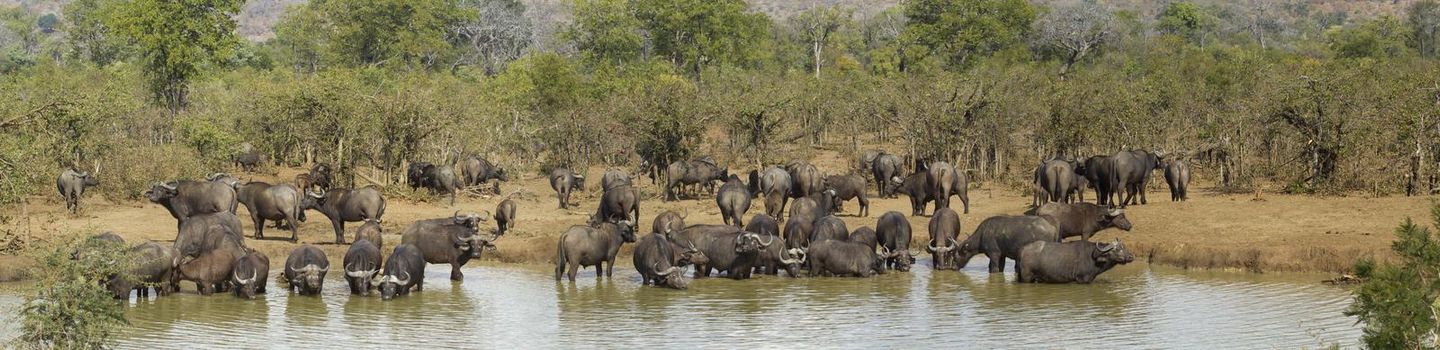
top-left (0, 165), bottom-right (1421, 281)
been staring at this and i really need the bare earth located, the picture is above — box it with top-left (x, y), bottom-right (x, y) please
top-left (2, 164), bottom-right (1425, 281)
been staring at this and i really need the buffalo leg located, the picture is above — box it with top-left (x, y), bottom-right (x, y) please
top-left (252, 214), bottom-right (265, 240)
top-left (986, 254), bottom-right (1003, 273)
top-left (859, 194), bottom-right (869, 217)
top-left (606, 258), bottom-right (616, 277)
top-left (567, 263), bottom-right (579, 282)
top-left (450, 263), bottom-right (463, 281)
top-left (333, 221), bottom-right (346, 244)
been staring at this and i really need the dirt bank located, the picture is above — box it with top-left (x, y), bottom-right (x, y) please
top-left (0, 165), bottom-right (1421, 281)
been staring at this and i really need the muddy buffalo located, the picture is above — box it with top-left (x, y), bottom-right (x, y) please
top-left (925, 208), bottom-right (962, 270)
top-left (652, 210), bottom-right (688, 238)
top-left (379, 244), bottom-right (426, 300)
top-left (236, 182), bottom-right (305, 241)
top-left (344, 239), bottom-right (382, 296)
top-left (716, 175), bottom-right (751, 226)
top-left (633, 233), bottom-right (707, 289)
top-left (876, 211), bottom-right (916, 271)
top-left (670, 225), bottom-right (770, 280)
top-left (57, 168), bottom-right (99, 214)
top-left (549, 168), bottom-right (585, 209)
top-left (749, 167), bottom-right (792, 220)
top-left (176, 233), bottom-right (246, 295)
top-left (147, 180), bottom-right (238, 222)
top-left (1018, 239), bottom-right (1134, 283)
top-left (823, 174), bottom-right (870, 217)
top-left (807, 239), bottom-right (885, 277)
top-left (303, 187), bottom-right (386, 244)
top-left (554, 221), bottom-right (636, 281)
top-left (1034, 203), bottom-right (1131, 241)
top-left (230, 250), bottom-right (269, 299)
top-left (174, 212), bottom-right (246, 261)
top-left (283, 245), bottom-right (329, 295)
top-left (402, 211), bottom-right (496, 281)
top-left (956, 215), bottom-right (1061, 273)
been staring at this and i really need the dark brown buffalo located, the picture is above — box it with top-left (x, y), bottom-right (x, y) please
top-left (925, 208), bottom-right (962, 270)
top-left (670, 225), bottom-right (772, 280)
top-left (591, 184), bottom-right (640, 226)
top-left (956, 215), bottom-right (1061, 273)
top-left (176, 233), bottom-right (246, 295)
top-left (402, 211), bottom-right (496, 281)
top-left (554, 221), bottom-right (636, 281)
top-left (806, 239), bottom-right (885, 277)
top-left (899, 172), bottom-right (933, 216)
top-left (379, 244), bottom-right (426, 300)
top-left (652, 209), bottom-right (688, 238)
top-left (823, 174), bottom-right (870, 217)
top-left (858, 149), bottom-right (884, 173)
top-left (785, 162), bottom-right (824, 200)
top-left (283, 245), bottom-right (329, 295)
top-left (871, 153), bottom-right (904, 198)
top-left (749, 167), bottom-right (792, 220)
top-left (174, 212), bottom-right (246, 261)
top-left (1075, 155), bottom-right (1115, 206)
top-left (716, 175), bottom-right (751, 226)
top-left (57, 167), bottom-right (99, 214)
top-left (1018, 239), bottom-right (1134, 283)
top-left (235, 182), bottom-right (305, 241)
top-left (301, 163), bottom-right (334, 192)
top-left (230, 250), bottom-right (269, 299)
top-left (106, 241), bottom-right (177, 299)
top-left (549, 168), bottom-right (585, 209)
top-left (747, 214), bottom-right (803, 277)
top-left (1164, 159), bottom-right (1191, 201)
top-left (146, 180), bottom-right (238, 222)
top-left (876, 211), bottom-right (916, 271)
top-left (303, 187), bottom-right (386, 244)
top-left (810, 216), bottom-right (850, 244)
top-left (664, 160), bottom-right (727, 201)
top-left (1035, 203), bottom-right (1131, 241)
top-left (354, 219), bottom-right (383, 253)
top-left (344, 239), bottom-right (382, 295)
top-left (633, 233), bottom-right (707, 289)
top-left (782, 213), bottom-right (815, 251)
top-left (494, 198), bottom-right (517, 236)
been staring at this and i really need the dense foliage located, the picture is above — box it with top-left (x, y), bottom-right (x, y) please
top-left (1346, 201), bottom-right (1440, 349)
top-left (19, 233), bottom-right (133, 349)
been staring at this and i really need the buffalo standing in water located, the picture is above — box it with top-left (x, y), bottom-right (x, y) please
top-left (402, 211), bottom-right (496, 281)
top-left (632, 233), bottom-right (707, 289)
top-left (344, 239), bottom-right (382, 296)
top-left (105, 241), bottom-right (178, 299)
top-left (56, 167), bottom-right (99, 214)
top-left (670, 225), bottom-right (771, 280)
top-left (283, 245), bottom-right (329, 295)
top-left (925, 208), bottom-right (961, 270)
top-left (554, 221), bottom-right (637, 282)
top-left (876, 211), bottom-right (915, 271)
top-left (379, 244), bottom-right (426, 300)
top-left (807, 239), bottom-right (886, 277)
top-left (1017, 239), bottom-right (1134, 283)
top-left (956, 215), bottom-right (1061, 273)
top-left (1034, 203), bottom-right (1131, 241)
top-left (231, 250), bottom-right (269, 299)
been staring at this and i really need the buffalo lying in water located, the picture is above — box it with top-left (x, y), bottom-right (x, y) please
top-left (633, 233), bottom-right (707, 289)
top-left (807, 239), bottom-right (886, 277)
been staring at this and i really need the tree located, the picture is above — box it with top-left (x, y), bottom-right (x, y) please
top-left (1346, 201), bottom-right (1440, 349)
top-left (64, 0), bottom-right (127, 66)
top-left (1157, 2), bottom-right (1217, 48)
top-left (309, 0), bottom-right (473, 68)
top-left (108, 0), bottom-right (242, 113)
top-left (565, 0), bottom-right (644, 66)
top-left (271, 5), bottom-right (328, 74)
top-left (902, 0), bottom-right (1036, 69)
top-left (450, 0), bottom-right (533, 74)
top-left (1033, 1), bottom-right (1113, 79)
top-left (790, 5), bottom-right (853, 78)
top-left (631, 0), bottom-right (770, 79)
top-left (20, 233), bottom-right (132, 349)
top-left (1326, 16), bottom-right (1412, 59)
top-left (1409, 0), bottom-right (1440, 58)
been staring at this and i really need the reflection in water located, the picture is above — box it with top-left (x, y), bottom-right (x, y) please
top-left (0, 258), bottom-right (1359, 348)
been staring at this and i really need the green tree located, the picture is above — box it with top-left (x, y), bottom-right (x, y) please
top-left (271, 5), bottom-right (328, 73)
top-left (790, 5), bottom-right (853, 78)
top-left (901, 0), bottom-right (1036, 69)
top-left (64, 0), bottom-right (128, 66)
top-left (1156, 2), bottom-right (1217, 47)
top-left (309, 0), bottom-right (474, 68)
top-left (631, 0), bottom-right (770, 79)
top-left (1409, 0), bottom-right (1440, 58)
top-left (1346, 201), bottom-right (1440, 349)
top-left (566, 0), bottom-right (644, 66)
top-left (108, 0), bottom-right (242, 112)
top-left (20, 233), bottom-right (132, 349)
top-left (1326, 16), bottom-right (1412, 59)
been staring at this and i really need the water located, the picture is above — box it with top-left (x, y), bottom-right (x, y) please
top-left (0, 258), bottom-right (1359, 348)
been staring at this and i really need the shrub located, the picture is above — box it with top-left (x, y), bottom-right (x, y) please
top-left (18, 232), bottom-right (132, 349)
top-left (1345, 201), bottom-right (1440, 349)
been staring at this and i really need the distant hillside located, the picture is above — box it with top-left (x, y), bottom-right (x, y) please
top-left (1, 0), bottom-right (1421, 42)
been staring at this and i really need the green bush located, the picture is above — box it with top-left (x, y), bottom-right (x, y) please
top-left (1345, 201), bottom-right (1440, 349)
top-left (19, 232), bottom-right (132, 349)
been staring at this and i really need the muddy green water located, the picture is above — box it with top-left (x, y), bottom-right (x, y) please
top-left (0, 258), bottom-right (1359, 348)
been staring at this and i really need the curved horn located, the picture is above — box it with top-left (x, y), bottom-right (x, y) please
top-left (937, 237), bottom-right (959, 253)
top-left (1108, 208), bottom-right (1124, 217)
top-left (396, 270), bottom-right (411, 286)
top-left (307, 190), bottom-right (324, 198)
top-left (757, 233), bottom-right (775, 247)
top-left (161, 182), bottom-right (177, 191)
top-left (687, 241), bottom-right (699, 252)
top-left (345, 263), bottom-right (370, 278)
top-left (927, 239), bottom-right (939, 253)
top-left (662, 266), bottom-right (682, 276)
top-left (681, 208), bottom-right (690, 219)
top-left (780, 248), bottom-right (804, 265)
top-left (879, 245), bottom-right (892, 258)
top-left (1099, 242), bottom-right (1115, 253)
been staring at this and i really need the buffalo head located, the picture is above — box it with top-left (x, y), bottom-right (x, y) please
top-left (1095, 239), bottom-right (1135, 265)
top-left (652, 261), bottom-right (688, 289)
top-left (378, 271), bottom-right (411, 300)
top-left (1103, 207), bottom-right (1132, 231)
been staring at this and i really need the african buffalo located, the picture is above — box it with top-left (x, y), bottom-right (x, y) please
top-left (554, 221), bottom-right (636, 281)
top-left (549, 168), bottom-right (585, 209)
top-left (633, 233), bottom-right (707, 289)
top-left (925, 208), bottom-right (962, 270)
top-left (652, 209), bottom-right (687, 238)
top-left (283, 245), bottom-right (329, 295)
top-left (749, 167), bottom-right (792, 219)
top-left (899, 172), bottom-right (933, 216)
top-left (230, 250), bottom-right (269, 299)
top-left (354, 219), bottom-right (383, 252)
top-left (1017, 239), bottom-right (1134, 283)
top-left (782, 214), bottom-right (815, 251)
top-left (876, 211), bottom-right (916, 271)
top-left (303, 187), bottom-right (386, 244)
top-left (235, 182), bottom-right (305, 241)
top-left (495, 198), bottom-right (517, 236)
top-left (927, 162), bottom-right (957, 211)
top-left (56, 168), bottom-right (99, 214)
top-left (810, 216), bottom-right (850, 244)
top-left (1075, 155), bottom-right (1115, 206)
top-left (871, 153), bottom-right (904, 198)
top-left (1111, 150), bottom-right (1163, 207)
top-left (716, 175), bottom-right (751, 226)
top-left (73, 231), bottom-right (124, 261)
top-left (806, 240), bottom-right (885, 277)
top-left (823, 174), bottom-right (870, 217)
top-left (785, 162), bottom-right (824, 200)
top-left (174, 212), bottom-right (246, 261)
top-left (849, 226), bottom-right (879, 252)
top-left (232, 150), bottom-right (267, 172)
top-left (300, 163), bottom-right (333, 192)
top-left (1034, 203), bottom-right (1131, 241)
top-left (106, 241), bottom-right (177, 299)
top-left (146, 180), bottom-right (238, 221)
top-left (670, 225), bottom-right (771, 280)
top-left (956, 215), bottom-right (1061, 273)
top-left (1165, 159), bottom-right (1191, 202)
top-left (664, 160), bottom-right (727, 201)
top-left (858, 149), bottom-right (883, 173)
top-left (175, 233), bottom-right (246, 295)
top-left (591, 184), bottom-right (640, 226)
top-left (379, 244), bottom-right (426, 300)
top-left (747, 214), bottom-right (803, 277)
top-left (601, 168), bottom-right (635, 191)
top-left (402, 211), bottom-right (496, 281)
top-left (1036, 159), bottom-right (1078, 204)
top-left (788, 197), bottom-right (826, 222)
top-left (459, 156), bottom-right (509, 193)
top-left (409, 162), bottom-right (462, 205)
top-left (344, 239), bottom-right (382, 296)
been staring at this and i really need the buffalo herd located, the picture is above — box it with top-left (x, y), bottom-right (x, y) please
top-left (66, 148), bottom-right (1188, 301)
